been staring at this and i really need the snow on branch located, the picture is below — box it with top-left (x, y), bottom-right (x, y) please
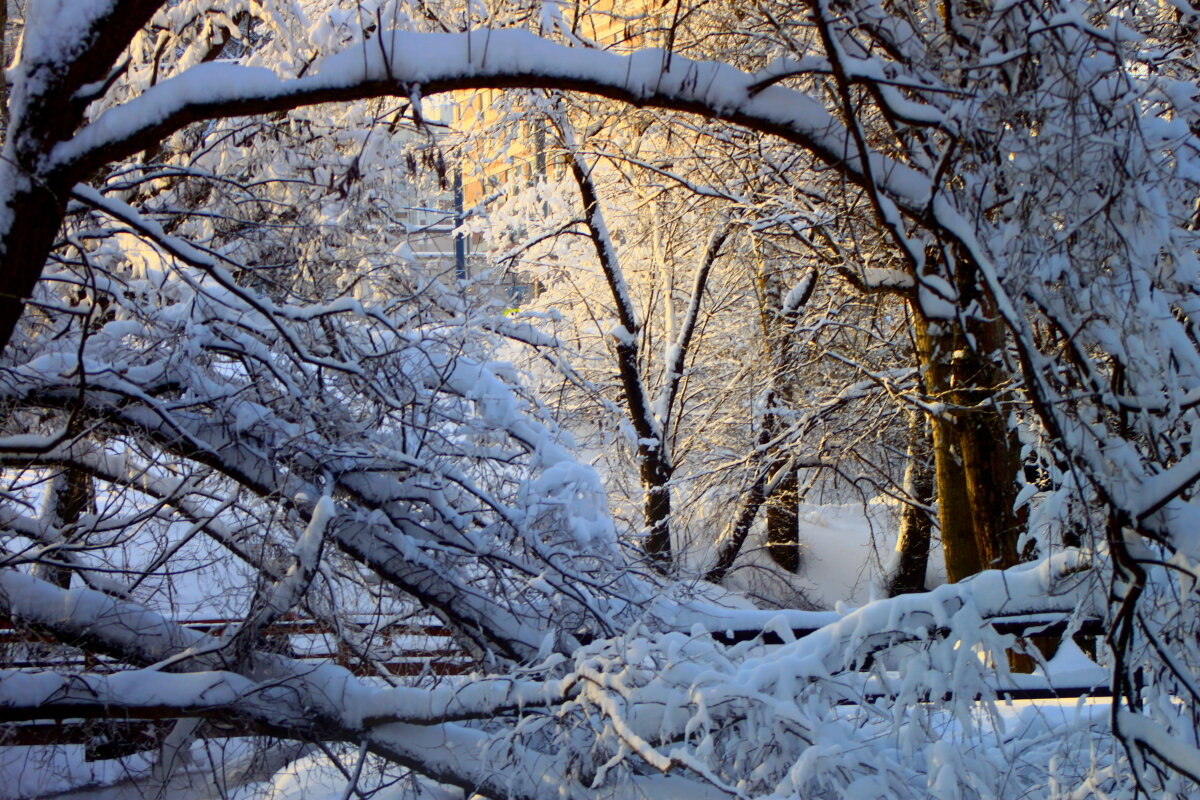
top-left (50, 29), bottom-right (931, 217)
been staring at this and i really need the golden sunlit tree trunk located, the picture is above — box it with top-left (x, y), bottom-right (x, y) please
top-left (953, 319), bottom-right (1027, 572)
top-left (909, 242), bottom-right (1027, 584)
top-left (913, 308), bottom-right (984, 583)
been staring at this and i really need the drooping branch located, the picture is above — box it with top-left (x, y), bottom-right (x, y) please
top-left (0, 380), bottom-right (554, 664)
top-left (0, 574), bottom-right (602, 800)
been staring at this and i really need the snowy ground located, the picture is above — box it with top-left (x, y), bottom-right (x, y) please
top-left (719, 500), bottom-right (946, 609)
top-left (3, 738), bottom-right (320, 800)
top-left (27, 699), bottom-right (1116, 800)
top-left (11, 740), bottom-right (458, 800)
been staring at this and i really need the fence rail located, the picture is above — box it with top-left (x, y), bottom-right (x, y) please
top-left (0, 612), bottom-right (1110, 757)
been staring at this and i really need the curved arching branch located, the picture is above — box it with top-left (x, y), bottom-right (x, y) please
top-left (3, 24), bottom-right (936, 358)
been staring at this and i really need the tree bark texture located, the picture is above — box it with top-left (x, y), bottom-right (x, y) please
top-left (32, 467), bottom-right (95, 589)
top-left (913, 311), bottom-right (982, 583)
top-left (765, 464), bottom-right (801, 573)
top-left (913, 298), bottom-right (1024, 583)
top-left (1, 0), bottom-right (8, 132)
top-left (953, 319), bottom-right (1027, 571)
top-left (888, 409), bottom-right (934, 596)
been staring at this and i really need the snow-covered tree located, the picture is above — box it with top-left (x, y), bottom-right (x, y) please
top-left (470, 100), bottom-right (914, 589)
top-left (2, 0), bottom-right (1200, 797)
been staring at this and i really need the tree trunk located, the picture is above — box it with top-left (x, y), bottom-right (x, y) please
top-left (704, 466), bottom-right (769, 584)
top-left (565, 146), bottom-right (675, 569)
top-left (888, 409), bottom-right (934, 596)
top-left (640, 455), bottom-right (673, 567)
top-left (765, 460), bottom-right (801, 573)
top-left (32, 467), bottom-right (95, 588)
top-left (953, 319), bottom-right (1027, 571)
top-left (913, 311), bottom-right (982, 583)
top-left (755, 253), bottom-right (808, 573)
top-left (1, 0), bottom-right (8, 132)
top-left (951, 315), bottom-right (1036, 671)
